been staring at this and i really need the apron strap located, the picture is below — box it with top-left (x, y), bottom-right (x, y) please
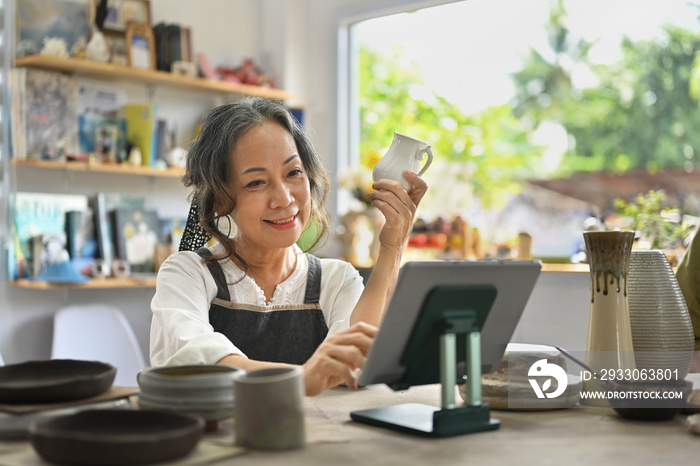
top-left (194, 248), bottom-right (231, 301)
top-left (304, 255), bottom-right (322, 304)
top-left (196, 248), bottom-right (321, 304)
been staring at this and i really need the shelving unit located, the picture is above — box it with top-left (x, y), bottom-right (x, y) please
top-left (9, 55), bottom-right (297, 289)
top-left (11, 159), bottom-right (184, 178)
top-left (12, 277), bottom-right (157, 289)
top-left (13, 55), bottom-right (296, 101)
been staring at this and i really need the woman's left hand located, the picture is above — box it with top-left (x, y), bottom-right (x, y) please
top-left (366, 171), bottom-right (428, 253)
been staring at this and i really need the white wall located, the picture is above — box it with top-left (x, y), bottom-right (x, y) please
top-left (0, 0), bottom-right (589, 366)
top-left (0, 0), bottom-right (263, 365)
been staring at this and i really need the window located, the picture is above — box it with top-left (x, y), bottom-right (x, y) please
top-left (346, 0), bottom-right (700, 260)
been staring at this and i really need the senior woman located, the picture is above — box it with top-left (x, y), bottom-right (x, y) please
top-left (150, 97), bottom-right (427, 396)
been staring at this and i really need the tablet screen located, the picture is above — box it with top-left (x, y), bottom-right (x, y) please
top-left (359, 260), bottom-right (541, 389)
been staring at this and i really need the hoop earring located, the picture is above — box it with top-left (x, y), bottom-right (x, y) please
top-left (216, 215), bottom-right (233, 237)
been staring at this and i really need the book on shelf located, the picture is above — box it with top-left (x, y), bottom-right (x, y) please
top-left (65, 209), bottom-right (97, 276)
top-left (110, 208), bottom-right (160, 274)
top-left (78, 111), bottom-right (128, 163)
top-left (9, 68), bottom-right (27, 160)
top-left (77, 83), bottom-right (128, 162)
top-left (24, 69), bottom-right (79, 160)
top-left (180, 26), bottom-right (192, 63)
top-left (92, 193), bottom-right (114, 267)
top-left (197, 52), bottom-right (218, 80)
top-left (90, 194), bottom-right (147, 269)
top-left (12, 192), bottom-right (88, 280)
top-left (153, 22), bottom-right (170, 71)
top-left (153, 23), bottom-right (191, 72)
top-left (31, 232), bottom-right (67, 278)
top-left (124, 103), bottom-right (158, 167)
top-left (167, 24), bottom-right (182, 68)
top-left (154, 118), bottom-right (170, 163)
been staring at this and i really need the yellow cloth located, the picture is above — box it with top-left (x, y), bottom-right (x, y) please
top-left (677, 226), bottom-right (700, 350)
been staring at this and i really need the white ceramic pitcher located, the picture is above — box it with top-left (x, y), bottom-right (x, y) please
top-left (372, 132), bottom-right (433, 191)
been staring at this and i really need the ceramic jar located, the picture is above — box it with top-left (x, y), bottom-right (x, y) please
top-left (582, 231), bottom-right (636, 405)
top-left (628, 250), bottom-right (694, 377)
top-left (233, 367), bottom-right (305, 450)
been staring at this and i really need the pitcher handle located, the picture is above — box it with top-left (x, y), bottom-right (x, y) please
top-left (416, 146), bottom-right (433, 176)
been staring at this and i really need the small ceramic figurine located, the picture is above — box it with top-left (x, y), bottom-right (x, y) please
top-left (86, 26), bottom-right (110, 63)
top-left (165, 147), bottom-right (187, 168)
top-left (71, 37), bottom-right (88, 59)
top-left (16, 39), bottom-right (38, 57)
top-left (40, 37), bottom-right (70, 58)
top-left (128, 147), bottom-right (142, 166)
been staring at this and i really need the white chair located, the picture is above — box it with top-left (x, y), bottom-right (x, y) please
top-left (51, 304), bottom-right (147, 387)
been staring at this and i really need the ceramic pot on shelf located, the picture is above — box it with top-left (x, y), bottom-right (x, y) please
top-left (627, 250), bottom-right (694, 378)
top-left (581, 230), bottom-right (637, 406)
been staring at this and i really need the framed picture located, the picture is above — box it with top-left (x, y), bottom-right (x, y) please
top-left (19, 0), bottom-right (91, 48)
top-left (126, 23), bottom-right (155, 70)
top-left (102, 0), bottom-right (125, 31)
top-left (104, 33), bottom-right (128, 65)
top-left (95, 124), bottom-right (119, 162)
top-left (122, 0), bottom-right (151, 26)
top-left (91, 0), bottom-right (149, 32)
top-left (90, 0), bottom-right (124, 32)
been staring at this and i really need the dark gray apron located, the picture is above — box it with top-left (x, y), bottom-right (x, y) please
top-left (195, 248), bottom-right (329, 365)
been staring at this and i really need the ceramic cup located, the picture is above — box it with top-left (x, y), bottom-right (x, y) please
top-left (372, 132), bottom-right (433, 191)
top-left (233, 367), bottom-right (305, 450)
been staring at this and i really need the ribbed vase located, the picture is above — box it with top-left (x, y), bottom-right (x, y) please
top-left (628, 250), bottom-right (694, 378)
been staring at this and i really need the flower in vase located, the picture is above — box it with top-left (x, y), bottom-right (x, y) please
top-left (339, 164), bottom-right (374, 209)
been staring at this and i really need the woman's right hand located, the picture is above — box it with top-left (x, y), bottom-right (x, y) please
top-left (302, 321), bottom-right (377, 396)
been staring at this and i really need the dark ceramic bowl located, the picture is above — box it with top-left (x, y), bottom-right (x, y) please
top-left (602, 378), bottom-right (692, 421)
top-left (0, 360), bottom-right (116, 403)
top-left (29, 409), bottom-right (204, 465)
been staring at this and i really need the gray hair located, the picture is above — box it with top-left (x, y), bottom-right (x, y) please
top-left (183, 97), bottom-right (330, 262)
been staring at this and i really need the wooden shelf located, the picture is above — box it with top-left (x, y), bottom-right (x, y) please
top-left (11, 277), bottom-right (157, 289)
top-left (12, 158), bottom-right (184, 178)
top-left (13, 55), bottom-right (296, 101)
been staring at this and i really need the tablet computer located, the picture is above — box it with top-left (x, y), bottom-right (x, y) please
top-left (358, 260), bottom-right (541, 389)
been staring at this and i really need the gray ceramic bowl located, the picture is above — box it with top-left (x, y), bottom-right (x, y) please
top-left (137, 365), bottom-right (242, 422)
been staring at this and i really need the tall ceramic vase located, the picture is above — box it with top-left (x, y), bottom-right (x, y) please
top-left (628, 250), bottom-right (694, 378)
top-left (582, 231), bottom-right (636, 406)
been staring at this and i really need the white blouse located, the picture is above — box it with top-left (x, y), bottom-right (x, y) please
top-left (150, 243), bottom-right (364, 367)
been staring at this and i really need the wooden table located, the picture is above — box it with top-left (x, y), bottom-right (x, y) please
top-left (2, 381), bottom-right (700, 465)
top-left (235, 382), bottom-right (700, 466)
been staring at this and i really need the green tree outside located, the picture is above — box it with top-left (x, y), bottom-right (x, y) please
top-left (357, 0), bottom-right (700, 217)
top-left (357, 46), bottom-right (544, 211)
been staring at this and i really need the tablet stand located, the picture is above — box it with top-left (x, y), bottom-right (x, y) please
top-left (351, 288), bottom-right (501, 437)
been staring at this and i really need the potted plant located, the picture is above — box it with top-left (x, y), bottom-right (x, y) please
top-left (612, 190), bottom-right (697, 264)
